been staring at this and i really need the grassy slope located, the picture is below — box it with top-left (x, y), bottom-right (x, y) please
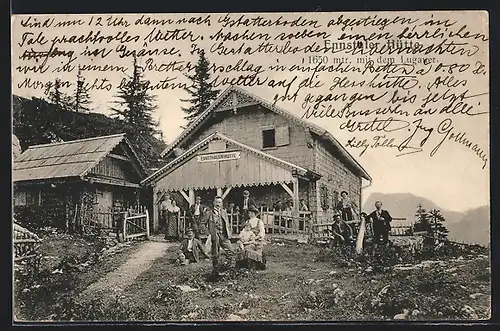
top-left (14, 236), bottom-right (491, 322)
top-left (120, 240), bottom-right (491, 322)
top-left (13, 232), bottom-right (142, 321)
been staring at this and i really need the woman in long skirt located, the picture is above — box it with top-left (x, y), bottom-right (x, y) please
top-left (158, 194), bottom-right (170, 237)
top-left (165, 199), bottom-right (180, 241)
top-left (337, 190), bottom-right (355, 222)
top-left (236, 206), bottom-right (267, 270)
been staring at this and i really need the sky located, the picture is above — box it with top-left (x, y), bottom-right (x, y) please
top-left (11, 11), bottom-right (490, 212)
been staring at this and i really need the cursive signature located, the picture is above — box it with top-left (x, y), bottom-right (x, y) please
top-left (346, 134), bottom-right (423, 157)
top-left (431, 118), bottom-right (488, 169)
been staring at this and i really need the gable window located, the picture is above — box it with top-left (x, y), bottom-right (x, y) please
top-left (262, 129), bottom-right (276, 148)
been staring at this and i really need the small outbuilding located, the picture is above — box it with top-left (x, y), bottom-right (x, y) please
top-left (13, 133), bottom-right (147, 231)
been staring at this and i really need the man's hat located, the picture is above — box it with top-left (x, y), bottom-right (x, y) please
top-left (243, 190), bottom-right (250, 195)
top-left (248, 205), bottom-right (259, 214)
top-left (341, 190), bottom-right (349, 196)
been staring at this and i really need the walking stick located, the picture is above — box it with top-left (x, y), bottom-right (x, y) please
top-left (356, 216), bottom-right (366, 255)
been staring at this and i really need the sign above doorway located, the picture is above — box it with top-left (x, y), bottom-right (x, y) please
top-left (197, 151), bottom-right (241, 163)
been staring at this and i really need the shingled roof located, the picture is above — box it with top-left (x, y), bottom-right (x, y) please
top-left (13, 133), bottom-right (145, 182)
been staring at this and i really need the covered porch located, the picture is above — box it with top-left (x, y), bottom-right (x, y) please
top-left (142, 132), bottom-right (321, 235)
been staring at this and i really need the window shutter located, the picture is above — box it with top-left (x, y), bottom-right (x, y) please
top-left (275, 126), bottom-right (290, 146)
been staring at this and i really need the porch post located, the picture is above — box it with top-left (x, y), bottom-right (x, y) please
top-left (221, 187), bottom-right (232, 200)
top-left (292, 177), bottom-right (300, 233)
top-left (179, 190), bottom-right (191, 205)
top-left (152, 187), bottom-right (159, 233)
top-left (292, 178), bottom-right (300, 212)
top-left (216, 188), bottom-right (223, 197)
top-left (188, 189), bottom-right (195, 206)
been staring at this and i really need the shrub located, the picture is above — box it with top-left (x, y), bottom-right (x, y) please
top-left (50, 296), bottom-right (155, 321)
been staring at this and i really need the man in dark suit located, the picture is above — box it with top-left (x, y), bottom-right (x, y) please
top-left (331, 213), bottom-right (354, 246)
top-left (177, 228), bottom-right (210, 265)
top-left (240, 190), bottom-right (257, 224)
top-left (206, 196), bottom-right (235, 274)
top-left (188, 196), bottom-right (206, 239)
top-left (368, 200), bottom-right (393, 245)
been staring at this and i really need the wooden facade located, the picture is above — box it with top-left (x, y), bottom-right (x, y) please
top-left (143, 86), bottom-right (371, 234)
top-left (313, 136), bottom-right (363, 215)
top-left (175, 105), bottom-right (315, 170)
top-left (158, 144), bottom-right (299, 191)
top-left (13, 134), bottom-right (146, 232)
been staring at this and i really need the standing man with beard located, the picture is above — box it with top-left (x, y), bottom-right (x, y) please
top-left (206, 196), bottom-right (235, 275)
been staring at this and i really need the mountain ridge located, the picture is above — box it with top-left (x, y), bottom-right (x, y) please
top-left (362, 192), bottom-right (490, 246)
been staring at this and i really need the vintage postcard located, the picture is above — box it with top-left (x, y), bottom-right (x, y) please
top-left (11, 11), bottom-right (490, 322)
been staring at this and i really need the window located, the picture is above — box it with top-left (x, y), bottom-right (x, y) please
top-left (262, 129), bottom-right (276, 148)
top-left (14, 190), bottom-right (40, 206)
top-left (26, 191), bottom-right (39, 206)
top-left (14, 191), bottom-right (26, 206)
top-left (320, 184), bottom-right (330, 211)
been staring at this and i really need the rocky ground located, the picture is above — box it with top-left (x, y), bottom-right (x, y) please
top-left (13, 232), bottom-right (491, 322)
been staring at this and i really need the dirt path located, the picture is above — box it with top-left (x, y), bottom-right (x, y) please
top-left (78, 240), bottom-right (173, 302)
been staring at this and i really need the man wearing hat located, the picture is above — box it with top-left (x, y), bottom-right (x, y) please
top-left (157, 190), bottom-right (171, 237)
top-left (330, 212), bottom-right (354, 247)
top-left (188, 195), bottom-right (207, 239)
top-left (336, 190), bottom-right (357, 222)
top-left (206, 196), bottom-right (235, 273)
top-left (177, 228), bottom-right (210, 265)
top-left (240, 190), bottom-right (257, 224)
top-left (368, 200), bottom-right (393, 246)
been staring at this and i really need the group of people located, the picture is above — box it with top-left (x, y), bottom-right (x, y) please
top-left (161, 188), bottom-right (394, 273)
top-left (329, 191), bottom-right (393, 249)
top-left (163, 190), bottom-right (266, 275)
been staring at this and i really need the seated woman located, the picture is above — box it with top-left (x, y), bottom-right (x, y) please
top-left (236, 206), bottom-right (267, 269)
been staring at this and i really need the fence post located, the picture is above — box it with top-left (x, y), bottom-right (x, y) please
top-left (122, 211), bottom-right (127, 241)
top-left (145, 209), bottom-right (150, 240)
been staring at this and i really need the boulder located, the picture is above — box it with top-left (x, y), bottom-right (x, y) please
top-left (461, 305), bottom-right (479, 319)
top-left (227, 314), bottom-right (245, 321)
top-left (238, 308), bottom-right (250, 315)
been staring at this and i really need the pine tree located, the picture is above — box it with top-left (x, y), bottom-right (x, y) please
top-left (111, 56), bottom-right (159, 136)
top-left (48, 79), bottom-right (62, 107)
top-left (428, 209), bottom-right (449, 240)
top-left (74, 67), bottom-right (92, 113)
top-left (181, 49), bottom-right (219, 125)
top-left (48, 78), bottom-right (72, 110)
top-left (414, 204), bottom-right (431, 233)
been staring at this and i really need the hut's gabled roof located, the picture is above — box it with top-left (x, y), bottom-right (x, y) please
top-left (13, 133), bottom-right (145, 182)
top-left (142, 131), bottom-right (315, 186)
top-left (159, 86), bottom-right (371, 180)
